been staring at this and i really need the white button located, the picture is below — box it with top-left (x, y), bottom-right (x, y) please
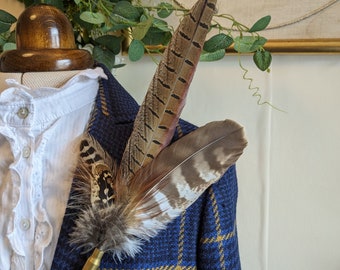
top-left (17, 107), bottom-right (29, 119)
top-left (20, 219), bottom-right (30, 231)
top-left (22, 146), bottom-right (31, 158)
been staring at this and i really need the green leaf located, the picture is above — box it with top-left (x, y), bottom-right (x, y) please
top-left (128, 39), bottom-right (145, 61)
top-left (234, 36), bottom-right (266, 53)
top-left (95, 35), bottom-right (123, 54)
top-left (200, 49), bottom-right (225, 62)
top-left (80, 11), bottom-right (106, 25)
top-left (249, 37), bottom-right (267, 51)
top-left (0, 29), bottom-right (13, 44)
top-left (113, 1), bottom-right (141, 22)
top-left (72, 12), bottom-right (94, 32)
top-left (203, 33), bottom-right (233, 52)
top-left (234, 36), bottom-right (256, 53)
top-left (3, 42), bottom-right (16, 51)
top-left (0, 10), bottom-right (17, 24)
top-left (142, 27), bottom-right (171, 46)
top-left (253, 50), bottom-right (272, 71)
top-left (0, 21), bottom-right (11, 33)
top-left (153, 18), bottom-right (171, 32)
top-left (157, 2), bottom-right (174, 18)
top-left (7, 30), bottom-right (16, 43)
top-left (110, 14), bottom-right (137, 27)
top-left (0, 10), bottom-right (17, 33)
top-left (93, 45), bottom-right (116, 70)
top-left (132, 16), bottom-right (153, 40)
top-left (109, 23), bottom-right (131, 32)
top-left (249, 15), bottom-right (271, 32)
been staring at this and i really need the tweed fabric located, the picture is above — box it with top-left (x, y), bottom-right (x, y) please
top-left (51, 64), bottom-right (241, 270)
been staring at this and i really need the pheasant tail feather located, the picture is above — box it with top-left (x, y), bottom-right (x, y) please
top-left (120, 0), bottom-right (218, 182)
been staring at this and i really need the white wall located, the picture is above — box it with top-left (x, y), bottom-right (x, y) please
top-left (2, 1), bottom-right (340, 269)
top-left (115, 54), bottom-right (340, 270)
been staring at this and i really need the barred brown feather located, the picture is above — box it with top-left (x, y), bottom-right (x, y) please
top-left (119, 0), bottom-right (218, 183)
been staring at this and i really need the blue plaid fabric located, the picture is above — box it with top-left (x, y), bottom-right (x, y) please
top-left (51, 64), bottom-right (241, 270)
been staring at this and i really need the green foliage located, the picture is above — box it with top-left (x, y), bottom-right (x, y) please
top-left (157, 2), bottom-right (173, 18)
top-left (202, 14), bottom-right (272, 71)
top-left (203, 33), bottom-right (233, 52)
top-left (80, 11), bottom-right (106, 24)
top-left (249, 15), bottom-right (271, 32)
top-left (234, 36), bottom-right (267, 53)
top-left (3, 1), bottom-right (272, 72)
top-left (200, 49), bottom-right (226, 62)
top-left (0, 10), bottom-right (17, 32)
top-left (253, 50), bottom-right (272, 71)
top-left (93, 45), bottom-right (118, 70)
top-left (0, 10), bottom-right (17, 52)
top-left (95, 35), bottom-right (123, 55)
top-left (142, 26), bottom-right (171, 46)
top-left (132, 16), bottom-right (153, 40)
top-left (128, 39), bottom-right (144, 61)
top-left (113, 1), bottom-right (141, 21)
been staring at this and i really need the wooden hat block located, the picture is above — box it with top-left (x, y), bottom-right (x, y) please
top-left (0, 4), bottom-right (93, 72)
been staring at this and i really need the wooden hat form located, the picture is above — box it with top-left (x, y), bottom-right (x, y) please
top-left (0, 4), bottom-right (93, 72)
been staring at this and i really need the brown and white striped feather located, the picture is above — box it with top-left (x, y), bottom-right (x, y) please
top-left (127, 120), bottom-right (247, 226)
top-left (119, 0), bottom-right (218, 183)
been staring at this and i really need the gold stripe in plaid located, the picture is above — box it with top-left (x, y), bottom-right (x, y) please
top-left (177, 212), bottom-right (186, 265)
top-left (98, 80), bottom-right (110, 116)
top-left (199, 189), bottom-right (236, 269)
